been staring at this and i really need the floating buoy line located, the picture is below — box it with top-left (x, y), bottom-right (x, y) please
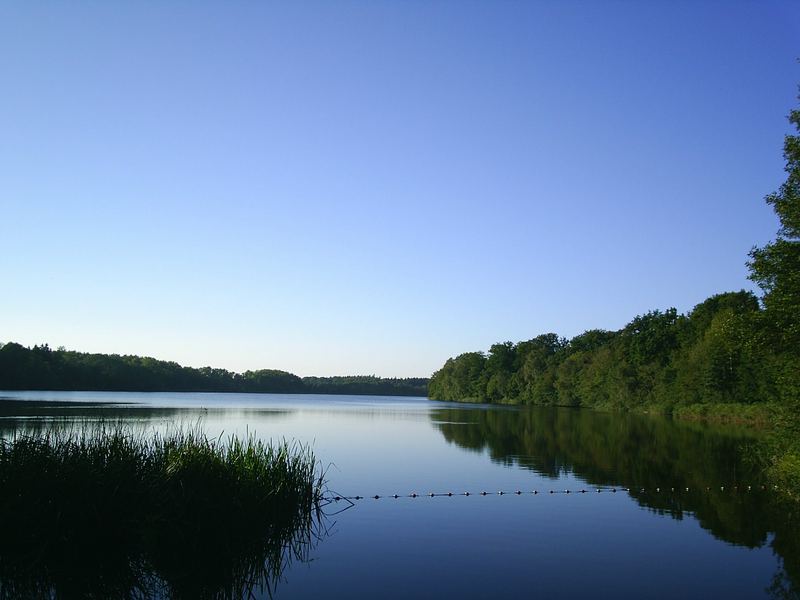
top-left (322, 484), bottom-right (777, 505)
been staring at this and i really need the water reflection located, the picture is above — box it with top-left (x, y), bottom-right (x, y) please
top-left (2, 395), bottom-right (798, 599)
top-left (0, 401), bottom-right (297, 435)
top-left (0, 520), bottom-right (318, 600)
top-left (431, 405), bottom-right (800, 596)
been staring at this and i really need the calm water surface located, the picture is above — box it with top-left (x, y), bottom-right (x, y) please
top-left (1, 391), bottom-right (797, 599)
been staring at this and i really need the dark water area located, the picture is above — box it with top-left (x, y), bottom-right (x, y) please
top-left (0, 392), bottom-right (797, 599)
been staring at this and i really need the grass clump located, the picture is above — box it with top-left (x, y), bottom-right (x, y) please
top-left (0, 423), bottom-right (323, 599)
top-left (670, 402), bottom-right (775, 427)
top-left (765, 399), bottom-right (800, 502)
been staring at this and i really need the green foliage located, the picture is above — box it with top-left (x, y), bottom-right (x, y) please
top-left (670, 402), bottom-right (773, 426)
top-left (301, 375), bottom-right (429, 396)
top-left (0, 343), bottom-right (428, 397)
top-left (621, 308), bottom-right (680, 368)
top-left (0, 424), bottom-right (322, 598)
top-left (746, 96), bottom-right (800, 503)
top-left (427, 352), bottom-right (486, 402)
top-left (428, 291), bottom-right (770, 413)
top-left (748, 105), bottom-right (800, 352)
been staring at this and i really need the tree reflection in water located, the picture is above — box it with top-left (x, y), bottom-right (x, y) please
top-left (431, 405), bottom-right (800, 597)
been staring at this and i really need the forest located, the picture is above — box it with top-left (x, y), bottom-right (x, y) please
top-left (430, 98), bottom-right (800, 498)
top-left (428, 291), bottom-right (775, 412)
top-left (0, 343), bottom-right (428, 397)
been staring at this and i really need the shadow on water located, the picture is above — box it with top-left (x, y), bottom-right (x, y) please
top-left (0, 422), bottom-right (324, 600)
top-left (431, 405), bottom-right (800, 598)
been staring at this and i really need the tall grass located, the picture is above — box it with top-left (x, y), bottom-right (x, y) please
top-left (0, 422), bottom-right (323, 599)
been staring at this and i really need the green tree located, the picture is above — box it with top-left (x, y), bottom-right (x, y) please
top-left (748, 102), bottom-right (800, 352)
top-left (621, 308), bottom-right (680, 368)
top-left (483, 342), bottom-right (517, 402)
top-left (428, 352), bottom-right (486, 401)
top-left (747, 92), bottom-right (800, 500)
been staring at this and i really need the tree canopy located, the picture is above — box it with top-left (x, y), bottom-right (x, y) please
top-left (428, 291), bottom-right (766, 410)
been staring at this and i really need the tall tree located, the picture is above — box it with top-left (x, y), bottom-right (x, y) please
top-left (748, 99), bottom-right (800, 352)
top-left (747, 92), bottom-right (800, 500)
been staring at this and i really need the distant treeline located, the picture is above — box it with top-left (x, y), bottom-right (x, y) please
top-left (0, 343), bottom-right (428, 397)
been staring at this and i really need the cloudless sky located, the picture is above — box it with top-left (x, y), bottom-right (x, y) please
top-left (1, 1), bottom-right (799, 377)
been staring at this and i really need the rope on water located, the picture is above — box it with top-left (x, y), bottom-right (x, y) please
top-left (324, 484), bottom-right (777, 503)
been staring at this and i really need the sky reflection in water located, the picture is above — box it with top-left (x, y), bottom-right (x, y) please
top-left (0, 392), bottom-right (795, 599)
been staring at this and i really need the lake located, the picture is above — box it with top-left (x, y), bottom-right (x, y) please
top-left (0, 391), bottom-right (797, 599)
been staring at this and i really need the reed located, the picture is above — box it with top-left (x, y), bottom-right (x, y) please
top-left (0, 422), bottom-right (323, 599)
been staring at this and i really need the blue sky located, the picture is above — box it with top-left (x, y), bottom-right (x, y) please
top-left (1, 2), bottom-right (798, 377)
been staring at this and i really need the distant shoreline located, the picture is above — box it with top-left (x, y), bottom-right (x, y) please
top-left (0, 342), bottom-right (429, 397)
top-left (0, 390), bottom-right (429, 399)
